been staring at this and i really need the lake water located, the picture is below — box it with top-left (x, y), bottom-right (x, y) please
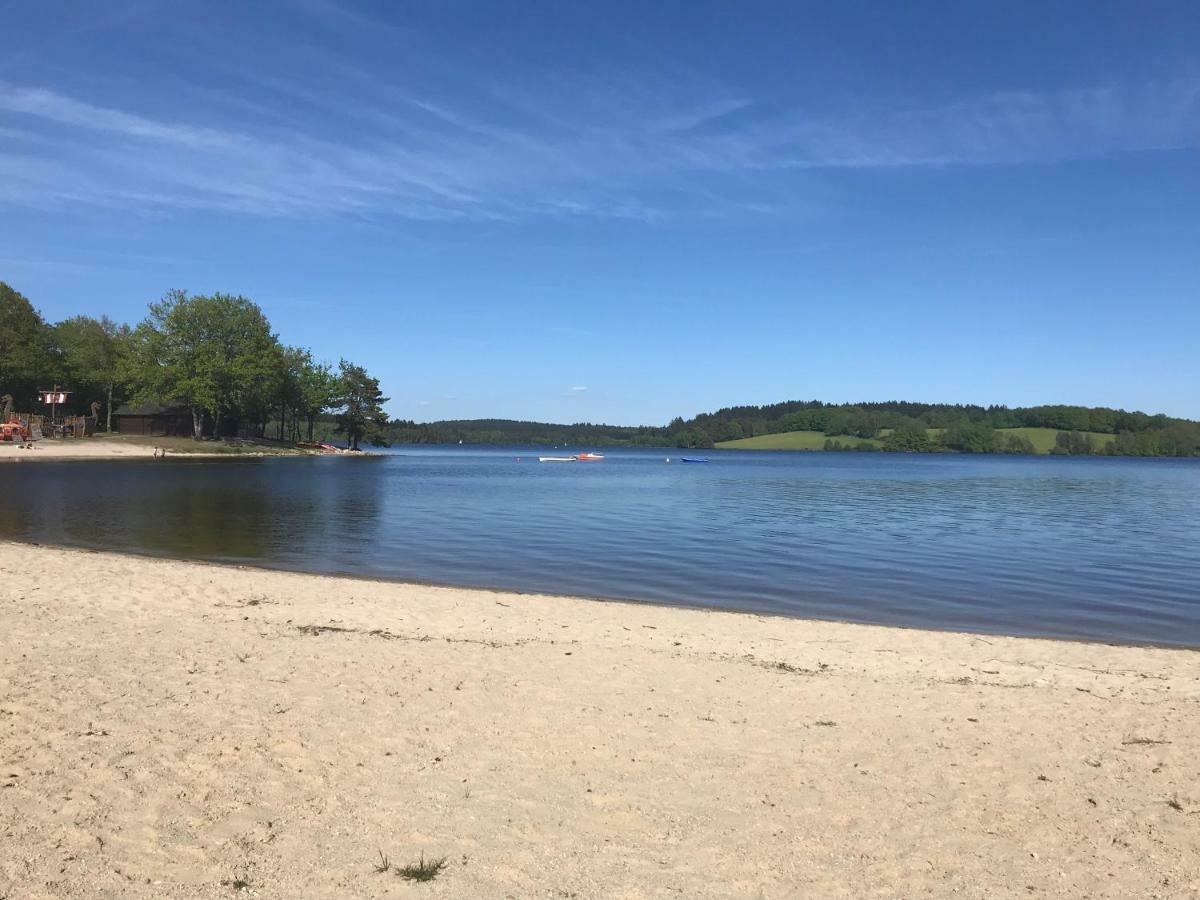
top-left (3, 447), bottom-right (1198, 646)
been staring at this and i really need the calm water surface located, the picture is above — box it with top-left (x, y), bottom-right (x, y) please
top-left (3, 447), bottom-right (1198, 646)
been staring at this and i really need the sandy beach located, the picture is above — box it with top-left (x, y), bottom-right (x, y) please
top-left (0, 438), bottom-right (324, 462)
top-left (1, 542), bottom-right (1197, 899)
top-left (0, 439), bottom-right (165, 461)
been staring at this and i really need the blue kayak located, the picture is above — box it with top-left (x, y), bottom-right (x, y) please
top-left (680, 457), bottom-right (710, 463)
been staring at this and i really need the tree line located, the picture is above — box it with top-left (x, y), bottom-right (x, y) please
top-left (673, 399), bottom-right (1200, 456)
top-left (378, 418), bottom-right (669, 448)
top-left (678, 399), bottom-right (1196, 444)
top-left (5, 278), bottom-right (1195, 457)
top-left (381, 399), bottom-right (1199, 456)
top-left (0, 282), bottom-right (388, 450)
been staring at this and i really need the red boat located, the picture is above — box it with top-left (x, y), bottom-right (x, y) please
top-left (574, 452), bottom-right (604, 461)
top-left (298, 440), bottom-right (344, 453)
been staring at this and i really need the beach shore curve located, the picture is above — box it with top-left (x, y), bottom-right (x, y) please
top-left (1, 541), bottom-right (1196, 898)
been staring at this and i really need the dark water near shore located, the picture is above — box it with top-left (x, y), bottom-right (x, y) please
top-left (3, 447), bottom-right (1198, 646)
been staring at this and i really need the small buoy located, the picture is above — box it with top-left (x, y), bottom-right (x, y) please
top-left (666, 457), bottom-right (671, 463)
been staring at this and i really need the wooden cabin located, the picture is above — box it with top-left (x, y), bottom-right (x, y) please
top-left (112, 403), bottom-right (193, 437)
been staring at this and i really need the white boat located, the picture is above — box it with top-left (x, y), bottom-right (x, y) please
top-left (538, 456), bottom-right (576, 462)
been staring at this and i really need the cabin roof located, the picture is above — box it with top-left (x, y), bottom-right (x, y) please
top-left (113, 402), bottom-right (191, 417)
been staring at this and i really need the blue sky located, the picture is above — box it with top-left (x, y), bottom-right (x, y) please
top-left (2, 1), bottom-right (1198, 424)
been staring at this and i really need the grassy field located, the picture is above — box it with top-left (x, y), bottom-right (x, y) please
top-left (993, 427), bottom-right (1114, 454)
top-left (716, 431), bottom-right (882, 450)
top-left (717, 427), bottom-right (1114, 453)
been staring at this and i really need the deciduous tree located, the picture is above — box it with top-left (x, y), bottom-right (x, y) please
top-left (333, 359), bottom-right (389, 450)
top-left (131, 291), bottom-right (281, 439)
top-left (0, 282), bottom-right (56, 405)
top-left (54, 315), bottom-right (131, 430)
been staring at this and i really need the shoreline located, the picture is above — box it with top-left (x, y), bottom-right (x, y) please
top-left (2, 542), bottom-right (1197, 898)
top-left (0, 439), bottom-right (379, 463)
top-left (6, 537), bottom-right (1198, 653)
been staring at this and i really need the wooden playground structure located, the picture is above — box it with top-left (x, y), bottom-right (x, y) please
top-left (2, 388), bottom-right (98, 445)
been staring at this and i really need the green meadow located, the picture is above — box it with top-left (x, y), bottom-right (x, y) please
top-left (716, 431), bottom-right (881, 450)
top-left (717, 427), bottom-right (1114, 453)
top-left (985, 427), bottom-right (1114, 453)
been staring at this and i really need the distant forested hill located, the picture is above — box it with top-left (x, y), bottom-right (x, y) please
top-left (379, 418), bottom-right (668, 447)
top-left (678, 401), bottom-right (1200, 456)
top-left (361, 401), bottom-right (1200, 457)
top-left (309, 416), bottom-right (666, 447)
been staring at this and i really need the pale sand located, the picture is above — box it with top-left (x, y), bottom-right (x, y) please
top-left (0, 440), bottom-right (319, 462)
top-left (0, 440), bottom-right (163, 461)
top-left (1, 543), bottom-right (1197, 899)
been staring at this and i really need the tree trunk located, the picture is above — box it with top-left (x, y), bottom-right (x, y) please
top-left (192, 407), bottom-right (203, 440)
top-left (307, 415), bottom-right (315, 441)
top-left (105, 383), bottom-right (113, 432)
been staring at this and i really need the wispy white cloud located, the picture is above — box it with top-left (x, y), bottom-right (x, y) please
top-left (0, 248), bottom-right (194, 272)
top-left (292, 0), bottom-right (414, 39)
top-left (571, 386), bottom-right (589, 392)
top-left (769, 81), bottom-right (1200, 169)
top-left (0, 72), bottom-right (1195, 222)
top-left (0, 84), bottom-right (241, 149)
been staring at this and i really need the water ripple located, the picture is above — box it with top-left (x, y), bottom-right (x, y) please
top-left (1, 449), bottom-right (1198, 646)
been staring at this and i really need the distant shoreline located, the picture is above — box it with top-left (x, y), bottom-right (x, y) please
top-left (376, 400), bottom-right (1200, 457)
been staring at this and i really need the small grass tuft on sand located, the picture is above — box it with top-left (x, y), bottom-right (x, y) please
top-left (397, 853), bottom-right (448, 883)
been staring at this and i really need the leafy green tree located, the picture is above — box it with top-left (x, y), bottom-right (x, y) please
top-left (825, 407), bottom-right (882, 439)
top-left (1052, 431), bottom-right (1095, 455)
top-left (999, 434), bottom-right (1035, 454)
top-left (0, 282), bottom-right (56, 405)
top-left (882, 420), bottom-right (931, 452)
top-left (131, 291), bottom-right (281, 439)
top-left (940, 420), bottom-right (996, 453)
top-left (333, 359), bottom-right (389, 450)
top-left (270, 345), bottom-right (305, 441)
top-left (274, 349), bottom-right (338, 441)
top-left (1109, 431), bottom-right (1155, 456)
top-left (672, 427), bottom-right (714, 449)
top-left (54, 315), bottom-right (132, 430)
